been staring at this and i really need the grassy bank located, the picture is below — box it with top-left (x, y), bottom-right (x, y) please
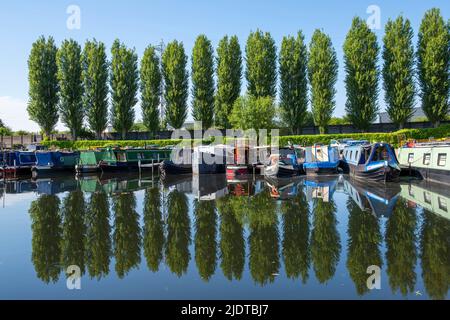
top-left (41, 125), bottom-right (450, 150)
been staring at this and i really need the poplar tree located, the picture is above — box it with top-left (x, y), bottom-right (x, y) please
top-left (343, 17), bottom-right (380, 132)
top-left (417, 8), bottom-right (450, 127)
top-left (140, 45), bottom-right (162, 136)
top-left (162, 41), bottom-right (188, 129)
top-left (110, 39), bottom-right (139, 139)
top-left (27, 36), bottom-right (59, 137)
top-left (308, 29), bottom-right (338, 134)
top-left (215, 35), bottom-right (242, 129)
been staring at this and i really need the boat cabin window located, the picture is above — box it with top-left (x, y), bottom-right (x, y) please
top-left (373, 146), bottom-right (390, 161)
top-left (437, 153), bottom-right (447, 167)
top-left (349, 151), bottom-right (353, 160)
top-left (423, 153), bottom-right (431, 165)
top-left (408, 153), bottom-right (414, 163)
top-left (116, 152), bottom-right (127, 161)
top-left (438, 197), bottom-right (447, 212)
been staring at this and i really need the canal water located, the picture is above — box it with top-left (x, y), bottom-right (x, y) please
top-left (0, 173), bottom-right (449, 300)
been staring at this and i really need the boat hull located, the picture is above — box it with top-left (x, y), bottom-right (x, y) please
top-left (226, 165), bottom-right (249, 179)
top-left (349, 164), bottom-right (400, 182)
top-left (159, 160), bottom-right (192, 176)
top-left (264, 163), bottom-right (302, 178)
top-left (400, 165), bottom-right (450, 185)
top-left (0, 166), bottom-right (32, 178)
top-left (304, 164), bottom-right (338, 176)
top-left (31, 166), bottom-right (74, 179)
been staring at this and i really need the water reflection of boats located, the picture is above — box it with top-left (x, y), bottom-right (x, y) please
top-left (400, 180), bottom-right (450, 220)
top-left (78, 172), bottom-right (156, 194)
top-left (265, 176), bottom-right (303, 200)
top-left (343, 177), bottom-right (400, 217)
top-left (193, 174), bottom-right (227, 201)
top-left (227, 176), bottom-right (265, 197)
top-left (304, 176), bottom-right (339, 202)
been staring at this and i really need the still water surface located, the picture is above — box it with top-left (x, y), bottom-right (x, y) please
top-left (0, 173), bottom-right (449, 300)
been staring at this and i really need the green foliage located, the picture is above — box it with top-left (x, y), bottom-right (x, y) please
top-left (112, 193), bottom-right (141, 278)
top-left (417, 8), bottom-right (450, 127)
top-left (385, 198), bottom-right (417, 296)
top-left (229, 95), bottom-right (276, 131)
top-left (194, 200), bottom-right (218, 281)
top-left (308, 30), bottom-right (338, 134)
top-left (215, 35), bottom-right (242, 129)
top-left (110, 39), bottom-right (139, 139)
top-left (245, 29), bottom-right (277, 98)
top-left (85, 192), bottom-right (111, 279)
top-left (29, 194), bottom-right (62, 283)
top-left (141, 46), bottom-right (162, 135)
top-left (165, 189), bottom-right (191, 277)
top-left (143, 188), bottom-right (164, 272)
top-left (162, 41), bottom-right (189, 129)
top-left (0, 120), bottom-right (13, 136)
top-left (279, 31), bottom-right (308, 134)
top-left (27, 36), bottom-right (59, 137)
top-left (344, 17), bottom-right (380, 131)
top-left (82, 40), bottom-right (109, 139)
top-left (311, 199), bottom-right (340, 283)
top-left (383, 16), bottom-right (415, 129)
top-left (217, 196), bottom-right (245, 281)
top-left (61, 190), bottom-right (86, 274)
top-left (57, 39), bottom-right (84, 140)
top-left (328, 116), bottom-right (351, 125)
top-left (191, 35), bottom-right (215, 129)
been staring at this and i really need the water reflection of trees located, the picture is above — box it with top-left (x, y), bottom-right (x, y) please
top-left (217, 196), bottom-right (245, 281)
top-left (113, 192), bottom-right (141, 278)
top-left (29, 194), bottom-right (62, 283)
top-left (385, 198), bottom-right (417, 296)
top-left (85, 192), bottom-right (111, 279)
top-left (143, 187), bottom-right (165, 272)
top-left (346, 199), bottom-right (382, 296)
top-left (311, 198), bottom-right (340, 284)
top-left (420, 209), bottom-right (450, 300)
top-left (281, 188), bottom-right (310, 283)
top-left (194, 200), bottom-right (217, 281)
top-left (165, 189), bottom-right (191, 277)
top-left (248, 190), bottom-right (280, 286)
top-left (61, 190), bottom-right (87, 275)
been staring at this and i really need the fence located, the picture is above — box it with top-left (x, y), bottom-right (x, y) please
top-left (1, 120), bottom-right (447, 148)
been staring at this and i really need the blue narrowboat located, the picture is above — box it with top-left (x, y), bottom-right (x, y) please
top-left (0, 151), bottom-right (37, 178)
top-left (302, 145), bottom-right (340, 175)
top-left (343, 142), bottom-right (401, 182)
top-left (31, 151), bottom-right (79, 178)
top-left (264, 147), bottom-right (303, 178)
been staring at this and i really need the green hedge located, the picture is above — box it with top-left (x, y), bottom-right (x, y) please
top-left (42, 125), bottom-right (450, 150)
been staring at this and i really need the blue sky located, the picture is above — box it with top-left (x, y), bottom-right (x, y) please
top-left (0, 0), bottom-right (449, 131)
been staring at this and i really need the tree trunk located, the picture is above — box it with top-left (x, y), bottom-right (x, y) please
top-left (72, 129), bottom-right (77, 141)
top-left (398, 122), bottom-right (404, 130)
top-left (434, 120), bottom-right (440, 128)
top-left (121, 130), bottom-right (126, 140)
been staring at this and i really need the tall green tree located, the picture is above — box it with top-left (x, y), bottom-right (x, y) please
top-left (215, 35), bottom-right (242, 129)
top-left (82, 40), bottom-right (109, 139)
top-left (191, 35), bottom-right (215, 129)
top-left (57, 39), bottom-right (84, 140)
top-left (140, 46), bottom-right (162, 136)
top-left (110, 39), bottom-right (139, 139)
top-left (29, 195), bottom-right (62, 283)
top-left (382, 16), bottom-right (416, 129)
top-left (417, 8), bottom-right (450, 127)
top-left (229, 95), bottom-right (276, 131)
top-left (279, 31), bottom-right (308, 134)
top-left (308, 30), bottom-right (339, 134)
top-left (245, 30), bottom-right (277, 98)
top-left (27, 36), bottom-right (59, 137)
top-left (343, 17), bottom-right (380, 131)
top-left (162, 41), bottom-right (188, 129)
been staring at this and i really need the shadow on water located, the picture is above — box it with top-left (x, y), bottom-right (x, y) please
top-left (1, 171), bottom-right (448, 299)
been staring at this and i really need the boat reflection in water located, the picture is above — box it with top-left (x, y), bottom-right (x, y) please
top-left (1, 172), bottom-right (448, 299)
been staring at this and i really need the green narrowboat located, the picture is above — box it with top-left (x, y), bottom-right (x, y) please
top-left (98, 148), bottom-right (172, 171)
top-left (75, 149), bottom-right (115, 174)
top-left (398, 140), bottom-right (450, 184)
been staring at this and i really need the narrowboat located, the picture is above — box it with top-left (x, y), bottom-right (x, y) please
top-left (99, 147), bottom-right (172, 171)
top-left (76, 150), bottom-right (111, 174)
top-left (343, 142), bottom-right (401, 182)
top-left (192, 145), bottom-right (233, 175)
top-left (264, 147), bottom-right (303, 178)
top-left (302, 144), bottom-right (340, 175)
top-left (31, 151), bottom-right (79, 178)
top-left (159, 147), bottom-right (193, 177)
top-left (0, 151), bottom-right (36, 178)
top-left (397, 140), bottom-right (450, 184)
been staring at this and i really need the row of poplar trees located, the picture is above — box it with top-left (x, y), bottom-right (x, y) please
top-left (27, 8), bottom-right (449, 138)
